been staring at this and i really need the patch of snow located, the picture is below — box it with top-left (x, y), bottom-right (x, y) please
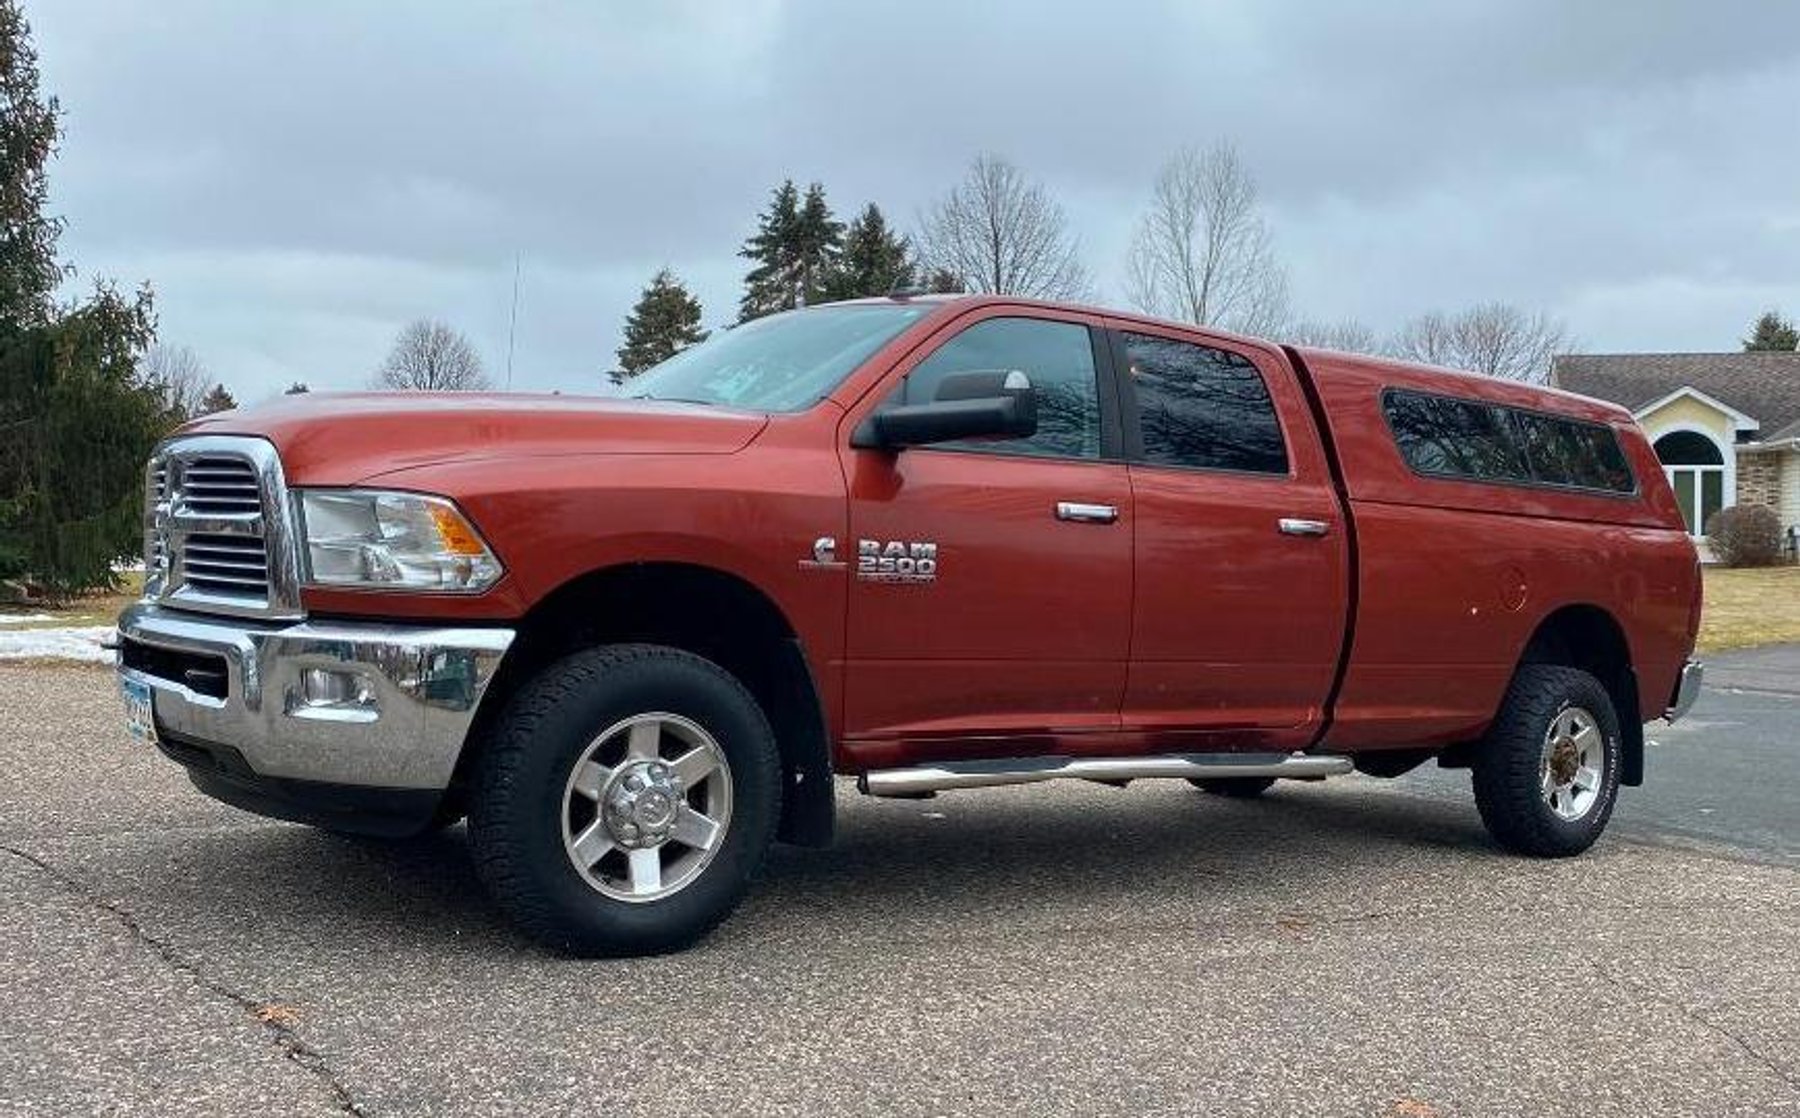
top-left (0, 625), bottom-right (115, 662)
top-left (0, 614), bottom-right (56, 625)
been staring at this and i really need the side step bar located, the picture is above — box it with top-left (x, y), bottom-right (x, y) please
top-left (858, 752), bottom-right (1353, 798)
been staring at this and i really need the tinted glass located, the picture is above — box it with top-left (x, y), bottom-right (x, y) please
top-left (900, 317), bottom-right (1101, 459)
top-left (1124, 332), bottom-right (1287, 474)
top-left (1383, 390), bottom-right (1528, 481)
top-left (624, 303), bottom-right (932, 412)
top-left (1514, 412), bottom-right (1635, 492)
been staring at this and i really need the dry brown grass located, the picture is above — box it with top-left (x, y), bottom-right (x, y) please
top-left (0, 572), bottom-right (141, 631)
top-left (1697, 565), bottom-right (1800, 653)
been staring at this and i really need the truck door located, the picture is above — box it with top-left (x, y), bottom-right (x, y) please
top-left (1107, 322), bottom-right (1349, 748)
top-left (838, 309), bottom-right (1132, 751)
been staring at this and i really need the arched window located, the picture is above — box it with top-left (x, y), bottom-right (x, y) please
top-left (1653, 430), bottom-right (1726, 537)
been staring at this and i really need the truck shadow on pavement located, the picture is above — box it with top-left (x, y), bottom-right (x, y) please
top-left (157, 781), bottom-right (1503, 955)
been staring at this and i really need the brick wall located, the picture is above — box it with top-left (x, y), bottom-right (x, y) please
top-left (1736, 449), bottom-right (1785, 511)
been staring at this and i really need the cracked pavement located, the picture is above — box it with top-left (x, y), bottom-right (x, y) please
top-left (2, 660), bottom-right (1797, 1116)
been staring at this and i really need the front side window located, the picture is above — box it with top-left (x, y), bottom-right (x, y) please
top-left (898, 316), bottom-right (1102, 459)
top-left (623, 303), bottom-right (933, 412)
top-left (1123, 332), bottom-right (1288, 474)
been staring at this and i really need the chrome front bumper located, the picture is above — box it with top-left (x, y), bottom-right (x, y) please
top-left (1665, 658), bottom-right (1704, 722)
top-left (117, 602), bottom-right (514, 790)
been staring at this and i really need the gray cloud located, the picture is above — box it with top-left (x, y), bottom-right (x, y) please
top-left (32, 0), bottom-right (1800, 399)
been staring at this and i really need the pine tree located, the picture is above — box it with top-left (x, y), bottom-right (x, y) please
top-left (198, 383), bottom-right (236, 413)
top-left (738, 180), bottom-right (843, 321)
top-left (824, 203), bottom-right (915, 300)
top-left (0, 1), bottom-right (162, 596)
top-left (616, 269), bottom-right (707, 378)
top-left (1743, 310), bottom-right (1799, 352)
top-left (0, 0), bottom-right (65, 328)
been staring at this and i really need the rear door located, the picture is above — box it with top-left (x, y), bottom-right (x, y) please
top-left (838, 308), bottom-right (1132, 749)
top-left (1109, 323), bottom-right (1349, 748)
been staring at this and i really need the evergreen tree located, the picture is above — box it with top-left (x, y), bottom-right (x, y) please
top-left (198, 383), bottom-right (236, 413)
top-left (738, 180), bottom-right (843, 321)
top-left (1743, 310), bottom-right (1799, 352)
top-left (0, 0), bottom-right (64, 329)
top-left (923, 267), bottom-right (965, 294)
top-left (616, 269), bottom-right (707, 378)
top-left (0, 2), bottom-right (163, 596)
top-left (824, 203), bottom-right (914, 300)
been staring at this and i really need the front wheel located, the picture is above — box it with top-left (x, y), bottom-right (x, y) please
top-left (468, 644), bottom-right (781, 956)
top-left (1472, 664), bottom-right (1622, 857)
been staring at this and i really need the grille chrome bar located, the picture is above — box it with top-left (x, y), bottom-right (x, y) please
top-left (143, 436), bottom-right (303, 620)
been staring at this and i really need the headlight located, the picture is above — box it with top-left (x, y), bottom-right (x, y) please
top-left (297, 489), bottom-right (503, 592)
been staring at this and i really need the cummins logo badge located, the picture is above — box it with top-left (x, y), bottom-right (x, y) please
top-left (857, 539), bottom-right (938, 584)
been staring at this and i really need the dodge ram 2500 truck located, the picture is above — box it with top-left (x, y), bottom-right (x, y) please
top-left (117, 295), bottom-right (1704, 956)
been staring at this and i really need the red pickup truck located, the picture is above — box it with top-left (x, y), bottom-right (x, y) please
top-left (118, 295), bottom-right (1703, 955)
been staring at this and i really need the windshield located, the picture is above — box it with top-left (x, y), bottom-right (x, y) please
top-left (622, 302), bottom-right (935, 412)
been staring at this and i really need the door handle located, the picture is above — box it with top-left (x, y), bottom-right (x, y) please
top-left (1056, 502), bottom-right (1119, 524)
top-left (1278, 517), bottom-right (1331, 538)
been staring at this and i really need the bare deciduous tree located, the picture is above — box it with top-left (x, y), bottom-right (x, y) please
top-left (1125, 143), bottom-right (1288, 335)
top-left (1389, 303), bottom-right (1570, 383)
top-left (1285, 319), bottom-right (1381, 354)
top-left (917, 154), bottom-right (1088, 300)
top-left (374, 319), bottom-right (491, 391)
top-left (141, 343), bottom-right (212, 419)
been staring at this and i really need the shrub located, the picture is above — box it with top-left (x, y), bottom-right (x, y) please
top-left (1704, 503), bottom-right (1786, 567)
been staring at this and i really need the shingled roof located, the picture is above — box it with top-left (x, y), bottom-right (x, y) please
top-left (1552, 352), bottom-right (1800, 443)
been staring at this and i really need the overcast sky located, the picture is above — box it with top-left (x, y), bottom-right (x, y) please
top-left (31, 0), bottom-right (1800, 401)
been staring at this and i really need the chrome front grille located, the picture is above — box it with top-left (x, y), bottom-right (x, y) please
top-left (180, 533), bottom-right (270, 595)
top-left (142, 436), bottom-right (303, 619)
top-left (177, 456), bottom-right (262, 516)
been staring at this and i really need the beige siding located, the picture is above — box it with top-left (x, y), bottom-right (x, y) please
top-left (1636, 395), bottom-right (1738, 449)
top-left (1781, 448), bottom-right (1800, 537)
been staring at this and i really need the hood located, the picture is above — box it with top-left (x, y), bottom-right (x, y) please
top-left (181, 392), bottom-right (769, 485)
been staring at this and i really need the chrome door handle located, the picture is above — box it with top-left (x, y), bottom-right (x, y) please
top-left (1056, 502), bottom-right (1118, 524)
top-left (1278, 517), bottom-right (1331, 538)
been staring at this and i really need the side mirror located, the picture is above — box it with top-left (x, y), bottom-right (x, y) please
top-left (851, 370), bottom-right (1038, 450)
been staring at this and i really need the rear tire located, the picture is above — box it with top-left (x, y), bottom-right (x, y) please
top-left (468, 644), bottom-right (781, 956)
top-left (1472, 664), bottom-right (1622, 858)
top-left (1188, 777), bottom-right (1276, 798)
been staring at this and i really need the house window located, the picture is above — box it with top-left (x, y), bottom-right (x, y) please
top-left (1654, 430), bottom-right (1726, 537)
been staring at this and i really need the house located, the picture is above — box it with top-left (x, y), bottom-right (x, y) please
top-left (1553, 352), bottom-right (1800, 549)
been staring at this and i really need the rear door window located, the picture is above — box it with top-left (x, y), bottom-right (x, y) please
top-left (1122, 332), bottom-right (1288, 474)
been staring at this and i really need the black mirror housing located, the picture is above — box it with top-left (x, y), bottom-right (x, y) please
top-left (852, 370), bottom-right (1037, 450)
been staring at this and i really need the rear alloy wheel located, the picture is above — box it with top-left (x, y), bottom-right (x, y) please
top-left (469, 644), bottom-right (780, 956)
top-left (1189, 776), bottom-right (1276, 798)
top-left (1472, 663), bottom-right (1621, 857)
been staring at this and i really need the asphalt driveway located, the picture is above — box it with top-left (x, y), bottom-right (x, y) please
top-left (1, 653), bottom-right (1797, 1116)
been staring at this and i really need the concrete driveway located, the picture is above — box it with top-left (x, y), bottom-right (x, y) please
top-left (1, 655), bottom-right (1797, 1117)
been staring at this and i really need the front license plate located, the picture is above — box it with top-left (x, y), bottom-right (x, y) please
top-left (120, 677), bottom-right (157, 745)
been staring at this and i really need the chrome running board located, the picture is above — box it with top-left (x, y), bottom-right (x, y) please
top-left (858, 752), bottom-right (1353, 798)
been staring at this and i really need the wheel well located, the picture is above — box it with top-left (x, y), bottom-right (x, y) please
top-left (1517, 605), bottom-right (1644, 786)
top-left (455, 563), bottom-right (834, 846)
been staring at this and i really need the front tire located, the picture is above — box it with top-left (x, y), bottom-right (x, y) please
top-left (468, 644), bottom-right (781, 956)
top-left (1472, 664), bottom-right (1622, 857)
